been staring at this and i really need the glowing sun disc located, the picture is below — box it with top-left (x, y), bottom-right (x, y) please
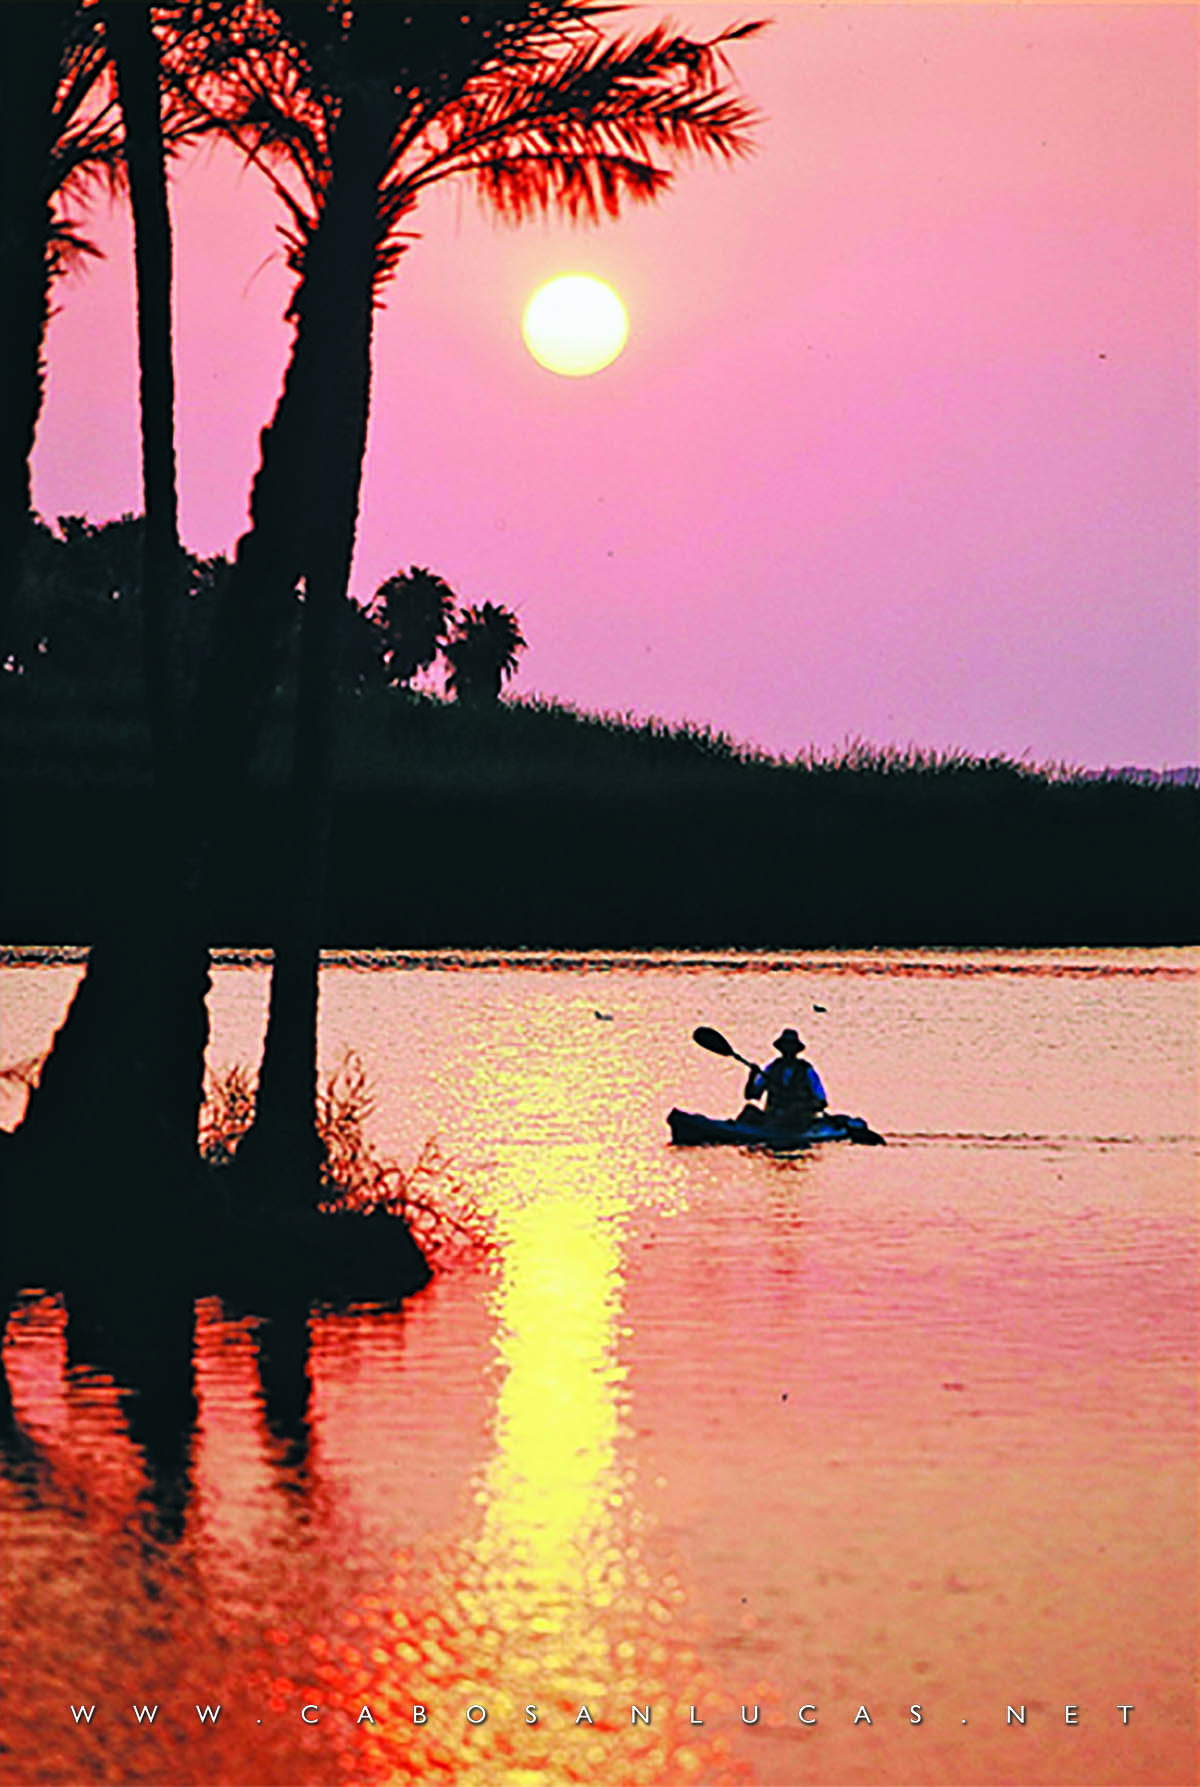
top-left (522, 275), bottom-right (628, 377)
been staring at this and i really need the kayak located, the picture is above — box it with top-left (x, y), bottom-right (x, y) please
top-left (667, 1108), bottom-right (886, 1148)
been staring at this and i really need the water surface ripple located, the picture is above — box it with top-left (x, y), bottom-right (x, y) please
top-left (1, 949), bottom-right (1195, 1785)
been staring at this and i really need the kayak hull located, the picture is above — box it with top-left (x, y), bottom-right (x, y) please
top-left (667, 1108), bottom-right (885, 1148)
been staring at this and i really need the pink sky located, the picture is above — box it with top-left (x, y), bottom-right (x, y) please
top-left (31, 3), bottom-right (1197, 768)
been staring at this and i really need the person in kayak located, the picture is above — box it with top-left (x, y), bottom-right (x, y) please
top-left (741, 1029), bottom-right (828, 1129)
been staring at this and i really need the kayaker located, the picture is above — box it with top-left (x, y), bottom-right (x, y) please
top-left (742, 1029), bottom-right (827, 1128)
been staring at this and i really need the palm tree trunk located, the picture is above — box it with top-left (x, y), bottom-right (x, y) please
top-left (236, 96), bottom-right (388, 1206)
top-left (176, 172), bottom-right (380, 836)
top-left (13, 921), bottom-right (212, 1193)
top-left (104, 0), bottom-right (183, 780)
top-left (238, 381), bottom-right (375, 1203)
top-left (12, 5), bottom-right (207, 1197)
top-left (0, 3), bottom-right (73, 653)
top-left (236, 557), bottom-right (349, 1198)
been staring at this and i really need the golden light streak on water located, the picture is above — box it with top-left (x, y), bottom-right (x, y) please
top-left (473, 1192), bottom-right (625, 1619)
top-left (340, 1150), bottom-right (748, 1785)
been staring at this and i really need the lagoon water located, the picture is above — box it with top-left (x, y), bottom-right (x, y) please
top-left (1, 948), bottom-right (1196, 1786)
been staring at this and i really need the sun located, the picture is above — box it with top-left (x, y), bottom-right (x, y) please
top-left (522, 275), bottom-right (629, 377)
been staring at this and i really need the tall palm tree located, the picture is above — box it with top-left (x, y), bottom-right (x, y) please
top-left (444, 601), bottom-right (526, 703)
top-left (374, 566), bottom-right (456, 689)
top-left (101, 3), bottom-right (215, 1169)
top-left (102, 1), bottom-right (186, 775)
top-left (196, 0), bottom-right (764, 1200)
top-left (12, 2), bottom-right (215, 1184)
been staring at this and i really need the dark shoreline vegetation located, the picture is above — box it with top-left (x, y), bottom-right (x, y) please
top-left (2, 671), bottom-right (1196, 947)
top-left (1, 1047), bottom-right (485, 1301)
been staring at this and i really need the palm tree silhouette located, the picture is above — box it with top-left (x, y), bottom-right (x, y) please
top-left (444, 601), bottom-right (526, 704)
top-left (8, 4), bottom-right (225, 1180)
top-left (208, 2), bottom-right (764, 1199)
top-left (373, 566), bottom-right (456, 690)
top-left (103, 0), bottom-right (187, 779)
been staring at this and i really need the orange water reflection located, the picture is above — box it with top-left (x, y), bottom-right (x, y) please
top-left (1, 949), bottom-right (1196, 1785)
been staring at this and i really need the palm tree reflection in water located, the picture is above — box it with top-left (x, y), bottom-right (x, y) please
top-left (0, 1229), bottom-right (748, 1784)
top-left (64, 1285), bottom-right (198, 1549)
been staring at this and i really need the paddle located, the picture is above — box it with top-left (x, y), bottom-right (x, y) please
top-left (692, 1026), bottom-right (759, 1073)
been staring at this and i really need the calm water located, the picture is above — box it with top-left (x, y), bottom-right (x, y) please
top-left (1, 949), bottom-right (1196, 1787)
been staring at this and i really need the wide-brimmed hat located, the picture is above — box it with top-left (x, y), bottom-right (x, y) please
top-left (774, 1028), bottom-right (805, 1054)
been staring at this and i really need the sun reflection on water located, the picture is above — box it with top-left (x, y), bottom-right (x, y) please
top-left (340, 1145), bottom-right (746, 1786)
top-left (472, 1192), bottom-right (626, 1624)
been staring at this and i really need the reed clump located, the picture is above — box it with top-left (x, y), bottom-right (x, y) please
top-left (200, 1052), bottom-right (493, 1264)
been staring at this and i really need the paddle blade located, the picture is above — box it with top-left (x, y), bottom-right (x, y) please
top-left (692, 1026), bottom-right (736, 1058)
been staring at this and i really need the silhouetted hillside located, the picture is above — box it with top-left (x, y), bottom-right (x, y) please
top-left (1, 677), bottom-right (1195, 944)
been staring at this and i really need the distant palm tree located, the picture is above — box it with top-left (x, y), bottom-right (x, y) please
top-left (373, 566), bottom-right (456, 689)
top-left (444, 601), bottom-right (526, 703)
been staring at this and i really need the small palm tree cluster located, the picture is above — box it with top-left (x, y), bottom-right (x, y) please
top-left (358, 567), bottom-right (525, 704)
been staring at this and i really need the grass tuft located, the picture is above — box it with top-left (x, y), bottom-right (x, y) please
top-left (200, 1052), bottom-right (494, 1264)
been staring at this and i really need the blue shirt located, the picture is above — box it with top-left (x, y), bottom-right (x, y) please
top-left (749, 1057), bottom-right (827, 1109)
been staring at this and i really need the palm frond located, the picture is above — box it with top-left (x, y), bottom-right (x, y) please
top-left (30, 5), bottom-right (125, 281)
top-left (46, 216), bottom-right (104, 280)
top-left (389, 15), bottom-right (762, 234)
top-left (175, 2), bottom-right (764, 289)
top-left (50, 16), bottom-right (111, 139)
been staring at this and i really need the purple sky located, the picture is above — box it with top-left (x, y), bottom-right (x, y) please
top-left (32, 3), bottom-right (1198, 767)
